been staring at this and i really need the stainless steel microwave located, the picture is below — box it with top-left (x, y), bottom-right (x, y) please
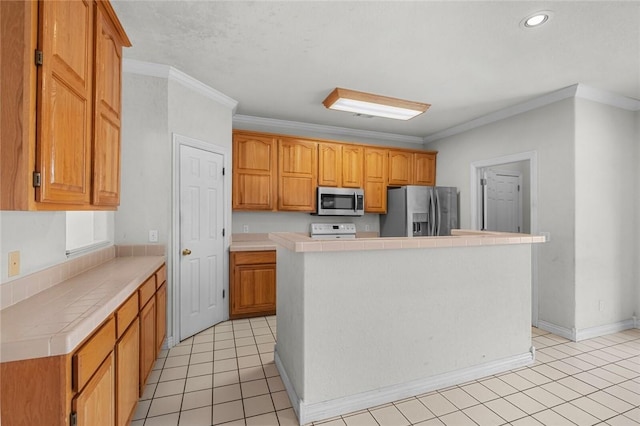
top-left (316, 187), bottom-right (364, 216)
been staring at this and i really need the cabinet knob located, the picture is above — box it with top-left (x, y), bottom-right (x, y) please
top-left (182, 249), bottom-right (192, 256)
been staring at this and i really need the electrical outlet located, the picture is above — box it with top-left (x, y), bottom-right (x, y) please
top-left (365, 224), bottom-right (370, 231)
top-left (8, 251), bottom-right (20, 277)
top-left (599, 300), bottom-right (604, 312)
top-left (149, 230), bottom-right (158, 242)
top-left (540, 231), bottom-right (551, 242)
top-left (243, 225), bottom-right (249, 233)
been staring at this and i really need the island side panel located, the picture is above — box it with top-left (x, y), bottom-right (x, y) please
top-left (274, 247), bottom-right (306, 401)
top-left (302, 244), bottom-right (532, 404)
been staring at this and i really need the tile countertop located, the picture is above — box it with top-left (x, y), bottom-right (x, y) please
top-left (269, 229), bottom-right (545, 252)
top-left (0, 256), bottom-right (165, 363)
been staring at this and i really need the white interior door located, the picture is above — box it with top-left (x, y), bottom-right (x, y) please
top-left (179, 144), bottom-right (225, 340)
top-left (484, 169), bottom-right (522, 233)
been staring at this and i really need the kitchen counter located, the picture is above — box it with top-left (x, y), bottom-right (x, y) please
top-left (230, 233), bottom-right (277, 252)
top-left (271, 229), bottom-right (544, 424)
top-left (0, 255), bottom-right (165, 363)
top-left (269, 229), bottom-right (544, 252)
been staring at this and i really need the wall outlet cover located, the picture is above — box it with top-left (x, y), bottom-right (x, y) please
top-left (8, 251), bottom-right (20, 277)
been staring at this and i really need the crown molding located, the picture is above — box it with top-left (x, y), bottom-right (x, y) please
top-left (122, 59), bottom-right (238, 113)
top-left (575, 85), bottom-right (640, 111)
top-left (233, 115), bottom-right (425, 144)
top-left (424, 83), bottom-right (640, 144)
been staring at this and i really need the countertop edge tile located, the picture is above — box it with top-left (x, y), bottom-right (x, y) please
top-left (0, 256), bottom-right (165, 363)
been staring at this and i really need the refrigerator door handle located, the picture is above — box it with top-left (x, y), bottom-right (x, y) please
top-left (435, 189), bottom-right (441, 236)
top-left (429, 192), bottom-right (436, 236)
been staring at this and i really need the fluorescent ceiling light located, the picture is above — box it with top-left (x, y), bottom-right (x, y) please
top-left (322, 88), bottom-right (430, 120)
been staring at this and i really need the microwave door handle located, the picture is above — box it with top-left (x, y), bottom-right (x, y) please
top-left (353, 192), bottom-right (357, 212)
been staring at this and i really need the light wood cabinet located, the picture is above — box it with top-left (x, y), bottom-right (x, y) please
top-left (116, 321), bottom-right (139, 426)
top-left (364, 148), bottom-right (388, 213)
top-left (230, 251), bottom-right (276, 319)
top-left (231, 130), bottom-right (436, 213)
top-left (414, 152), bottom-right (437, 186)
top-left (139, 293), bottom-right (156, 393)
top-left (92, 2), bottom-right (125, 206)
top-left (388, 150), bottom-right (414, 186)
top-left (72, 352), bottom-right (115, 426)
top-left (0, 263), bottom-right (166, 426)
top-left (341, 145), bottom-right (364, 188)
top-left (318, 143), bottom-right (342, 187)
top-left (0, 0), bottom-right (130, 210)
top-left (156, 283), bottom-right (167, 354)
top-left (278, 138), bottom-right (318, 211)
top-left (232, 133), bottom-right (278, 210)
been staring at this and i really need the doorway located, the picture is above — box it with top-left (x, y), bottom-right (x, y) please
top-left (173, 134), bottom-right (228, 342)
top-left (482, 169), bottom-right (524, 233)
top-left (470, 152), bottom-right (539, 326)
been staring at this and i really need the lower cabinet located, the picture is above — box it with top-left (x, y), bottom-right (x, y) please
top-left (116, 320), bottom-right (139, 426)
top-left (72, 352), bottom-right (116, 426)
top-left (230, 251), bottom-right (276, 319)
top-left (139, 294), bottom-right (156, 392)
top-left (0, 263), bottom-right (166, 426)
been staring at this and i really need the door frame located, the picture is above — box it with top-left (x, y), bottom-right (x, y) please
top-left (171, 133), bottom-right (231, 346)
top-left (470, 151), bottom-right (540, 326)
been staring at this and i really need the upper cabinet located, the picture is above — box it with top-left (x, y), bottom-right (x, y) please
top-left (414, 152), bottom-right (437, 186)
top-left (388, 150), bottom-right (414, 186)
top-left (232, 130), bottom-right (437, 213)
top-left (318, 143), bottom-right (342, 187)
top-left (0, 0), bottom-right (131, 210)
top-left (232, 133), bottom-right (278, 211)
top-left (364, 148), bottom-right (388, 213)
top-left (341, 145), bottom-right (364, 188)
top-left (278, 138), bottom-right (318, 211)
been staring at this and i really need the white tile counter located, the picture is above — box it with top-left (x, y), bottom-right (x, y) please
top-left (0, 256), bottom-right (165, 363)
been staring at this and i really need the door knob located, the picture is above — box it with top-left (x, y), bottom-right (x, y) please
top-left (182, 249), bottom-right (192, 256)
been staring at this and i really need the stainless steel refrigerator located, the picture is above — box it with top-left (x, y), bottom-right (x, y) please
top-left (380, 186), bottom-right (459, 237)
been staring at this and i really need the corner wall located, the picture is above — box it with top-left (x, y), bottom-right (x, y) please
top-left (426, 98), bottom-right (576, 331)
top-left (117, 68), bottom-right (234, 346)
top-left (574, 99), bottom-right (638, 331)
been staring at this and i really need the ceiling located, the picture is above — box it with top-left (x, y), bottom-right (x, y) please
top-left (111, 1), bottom-right (640, 141)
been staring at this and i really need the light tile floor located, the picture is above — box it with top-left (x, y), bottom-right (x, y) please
top-left (132, 317), bottom-right (640, 426)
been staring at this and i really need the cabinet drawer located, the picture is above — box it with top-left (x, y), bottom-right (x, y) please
top-left (233, 251), bottom-right (276, 266)
top-left (139, 275), bottom-right (156, 308)
top-left (155, 264), bottom-right (167, 289)
top-left (73, 317), bottom-right (116, 392)
top-left (116, 293), bottom-right (139, 339)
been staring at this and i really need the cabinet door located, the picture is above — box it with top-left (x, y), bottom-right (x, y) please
top-left (139, 297), bottom-right (156, 394)
top-left (414, 152), bottom-right (436, 186)
top-left (36, 0), bottom-right (93, 205)
top-left (116, 321), bottom-right (139, 426)
top-left (318, 143), bottom-right (341, 187)
top-left (278, 138), bottom-right (318, 211)
top-left (155, 283), bottom-right (167, 355)
top-left (73, 352), bottom-right (115, 426)
top-left (364, 148), bottom-right (388, 213)
top-left (388, 150), bottom-right (413, 186)
top-left (232, 264), bottom-right (276, 317)
top-left (92, 4), bottom-right (123, 206)
top-left (341, 145), bottom-right (364, 188)
top-left (232, 133), bottom-right (277, 210)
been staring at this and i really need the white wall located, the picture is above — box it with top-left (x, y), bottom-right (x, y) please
top-left (0, 212), bottom-right (67, 283)
top-left (637, 110), bottom-right (640, 322)
top-left (427, 98), bottom-right (576, 330)
top-left (117, 70), bottom-right (233, 346)
top-left (574, 99), bottom-right (637, 330)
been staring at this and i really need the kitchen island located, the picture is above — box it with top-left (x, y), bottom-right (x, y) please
top-left (269, 230), bottom-right (544, 425)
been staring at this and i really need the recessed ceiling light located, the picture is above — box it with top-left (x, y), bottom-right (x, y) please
top-left (322, 88), bottom-right (430, 121)
top-left (521, 11), bottom-right (553, 29)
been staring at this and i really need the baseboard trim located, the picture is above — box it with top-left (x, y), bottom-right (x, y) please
top-left (275, 348), bottom-right (534, 425)
top-left (537, 320), bottom-right (576, 341)
top-left (575, 319), bottom-right (636, 341)
top-left (537, 318), bottom-right (638, 342)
